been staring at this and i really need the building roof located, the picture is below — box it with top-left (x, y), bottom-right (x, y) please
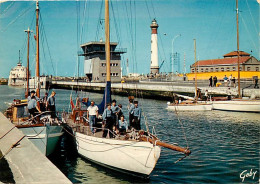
top-left (80, 41), bottom-right (118, 47)
top-left (223, 51), bottom-right (250, 57)
top-left (192, 56), bottom-right (251, 67)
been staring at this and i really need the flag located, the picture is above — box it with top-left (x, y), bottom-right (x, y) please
top-left (70, 95), bottom-right (75, 110)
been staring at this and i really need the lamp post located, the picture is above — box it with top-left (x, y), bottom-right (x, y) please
top-left (171, 34), bottom-right (181, 81)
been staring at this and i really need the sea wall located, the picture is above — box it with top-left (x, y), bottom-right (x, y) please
top-left (51, 81), bottom-right (260, 99)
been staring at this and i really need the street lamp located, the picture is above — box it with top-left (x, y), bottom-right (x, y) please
top-left (171, 34), bottom-right (181, 80)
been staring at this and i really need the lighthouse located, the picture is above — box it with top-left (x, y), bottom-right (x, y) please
top-left (150, 19), bottom-right (159, 74)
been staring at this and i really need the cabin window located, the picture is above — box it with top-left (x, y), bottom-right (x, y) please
top-left (256, 67), bottom-right (259, 71)
top-left (247, 67), bottom-right (250, 71)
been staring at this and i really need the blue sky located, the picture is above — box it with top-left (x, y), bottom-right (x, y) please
top-left (0, 0), bottom-right (259, 78)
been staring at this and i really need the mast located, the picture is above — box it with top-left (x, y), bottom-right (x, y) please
top-left (105, 0), bottom-right (111, 82)
top-left (25, 28), bottom-right (32, 98)
top-left (194, 39), bottom-right (197, 99)
top-left (18, 50), bottom-right (21, 64)
top-left (36, 0), bottom-right (40, 98)
top-left (104, 0), bottom-right (111, 106)
top-left (236, 0), bottom-right (241, 98)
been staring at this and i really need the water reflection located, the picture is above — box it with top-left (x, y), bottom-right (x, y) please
top-left (0, 85), bottom-right (259, 183)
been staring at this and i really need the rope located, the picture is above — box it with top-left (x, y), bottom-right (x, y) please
top-left (1, 4), bottom-right (34, 33)
top-left (0, 126), bottom-right (15, 139)
top-left (174, 155), bottom-right (187, 164)
top-left (173, 104), bottom-right (189, 149)
top-left (0, 136), bottom-right (25, 160)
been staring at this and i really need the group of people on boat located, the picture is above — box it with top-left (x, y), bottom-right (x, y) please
top-left (26, 90), bottom-right (57, 121)
top-left (83, 98), bottom-right (142, 138)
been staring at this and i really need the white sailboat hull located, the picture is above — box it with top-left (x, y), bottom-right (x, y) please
top-left (75, 132), bottom-right (161, 176)
top-left (19, 125), bottom-right (63, 156)
top-left (167, 103), bottom-right (212, 111)
top-left (212, 100), bottom-right (260, 112)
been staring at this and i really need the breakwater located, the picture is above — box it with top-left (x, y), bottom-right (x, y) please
top-left (51, 80), bottom-right (260, 100)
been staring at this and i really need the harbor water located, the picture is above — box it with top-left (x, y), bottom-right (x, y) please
top-left (0, 85), bottom-right (259, 183)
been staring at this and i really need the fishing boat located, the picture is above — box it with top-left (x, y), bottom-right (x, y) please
top-left (4, 1), bottom-right (63, 156)
top-left (212, 0), bottom-right (260, 113)
top-left (167, 40), bottom-right (212, 111)
top-left (8, 51), bottom-right (27, 87)
top-left (64, 0), bottom-right (191, 177)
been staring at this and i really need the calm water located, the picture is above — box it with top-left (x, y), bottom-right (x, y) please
top-left (0, 85), bottom-right (259, 183)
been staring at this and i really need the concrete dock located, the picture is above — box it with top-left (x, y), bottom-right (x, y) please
top-left (52, 80), bottom-right (260, 99)
top-left (0, 112), bottom-right (71, 184)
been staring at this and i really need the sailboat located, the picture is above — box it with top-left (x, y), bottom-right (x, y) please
top-left (212, 0), bottom-right (260, 113)
top-left (64, 0), bottom-right (191, 177)
top-left (4, 1), bottom-right (63, 156)
top-left (167, 40), bottom-right (212, 111)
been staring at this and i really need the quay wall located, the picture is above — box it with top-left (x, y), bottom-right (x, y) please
top-left (186, 71), bottom-right (260, 80)
top-left (51, 81), bottom-right (260, 99)
top-left (0, 112), bottom-right (71, 184)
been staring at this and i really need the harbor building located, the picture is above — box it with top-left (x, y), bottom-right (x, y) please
top-left (190, 51), bottom-right (259, 73)
top-left (150, 19), bottom-right (159, 74)
top-left (187, 51), bottom-right (260, 80)
top-left (8, 61), bottom-right (27, 87)
top-left (80, 41), bottom-right (126, 82)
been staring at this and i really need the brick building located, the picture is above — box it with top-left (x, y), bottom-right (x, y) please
top-left (190, 51), bottom-right (260, 73)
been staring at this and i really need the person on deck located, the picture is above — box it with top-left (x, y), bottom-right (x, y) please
top-left (128, 99), bottom-right (134, 128)
top-left (118, 115), bottom-right (128, 133)
top-left (87, 101), bottom-right (99, 133)
top-left (28, 96), bottom-right (41, 120)
top-left (46, 91), bottom-right (56, 118)
top-left (102, 103), bottom-right (114, 138)
top-left (111, 99), bottom-right (120, 127)
top-left (132, 101), bottom-right (141, 130)
top-left (117, 104), bottom-right (123, 122)
top-left (27, 90), bottom-right (35, 102)
top-left (42, 92), bottom-right (48, 111)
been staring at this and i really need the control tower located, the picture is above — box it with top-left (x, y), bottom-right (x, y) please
top-left (150, 19), bottom-right (159, 74)
top-left (80, 41), bottom-right (126, 82)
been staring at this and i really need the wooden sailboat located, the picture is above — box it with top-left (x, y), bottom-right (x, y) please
top-left (4, 1), bottom-right (63, 156)
top-left (167, 39), bottom-right (212, 111)
top-left (65, 0), bottom-right (190, 177)
top-left (212, 0), bottom-right (260, 113)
